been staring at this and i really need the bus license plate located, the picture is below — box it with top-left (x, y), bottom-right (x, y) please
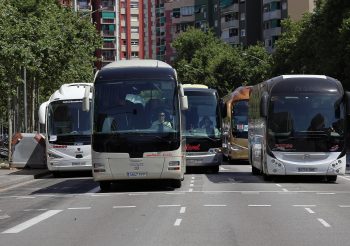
top-left (72, 162), bottom-right (86, 166)
top-left (298, 167), bottom-right (317, 172)
top-left (127, 172), bottom-right (147, 177)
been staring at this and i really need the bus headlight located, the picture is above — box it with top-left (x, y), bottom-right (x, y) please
top-left (209, 148), bottom-right (221, 154)
top-left (168, 161), bottom-right (180, 170)
top-left (270, 159), bottom-right (284, 174)
top-left (48, 153), bottom-right (63, 159)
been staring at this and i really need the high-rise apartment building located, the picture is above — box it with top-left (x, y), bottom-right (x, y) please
top-left (220, 0), bottom-right (261, 46)
top-left (263, 0), bottom-right (315, 52)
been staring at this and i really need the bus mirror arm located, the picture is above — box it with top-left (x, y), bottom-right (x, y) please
top-left (260, 94), bottom-right (268, 117)
top-left (220, 100), bottom-right (227, 118)
top-left (82, 85), bottom-right (91, 112)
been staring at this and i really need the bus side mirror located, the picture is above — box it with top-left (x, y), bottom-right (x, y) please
top-left (38, 102), bottom-right (48, 124)
top-left (83, 85), bottom-right (91, 112)
top-left (181, 95), bottom-right (188, 110)
top-left (260, 94), bottom-right (268, 117)
top-left (346, 91), bottom-right (350, 116)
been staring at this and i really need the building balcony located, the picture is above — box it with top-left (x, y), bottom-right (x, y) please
top-left (130, 21), bottom-right (140, 27)
top-left (120, 8), bottom-right (125, 14)
top-left (221, 3), bottom-right (239, 14)
top-left (263, 10), bottom-right (281, 21)
top-left (121, 33), bottom-right (126, 39)
top-left (221, 20), bottom-right (239, 29)
top-left (77, 1), bottom-right (91, 11)
top-left (102, 42), bottom-right (116, 49)
top-left (101, 30), bottom-right (116, 37)
top-left (222, 36), bottom-right (239, 45)
top-left (130, 9), bottom-right (139, 15)
top-left (263, 27), bottom-right (282, 38)
top-left (131, 46), bottom-right (139, 52)
top-left (131, 33), bottom-right (139, 39)
top-left (101, 18), bottom-right (115, 24)
top-left (102, 56), bottom-right (115, 62)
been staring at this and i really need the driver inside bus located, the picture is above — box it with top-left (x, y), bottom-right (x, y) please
top-left (151, 112), bottom-right (172, 130)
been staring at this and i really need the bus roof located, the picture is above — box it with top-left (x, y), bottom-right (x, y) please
top-left (102, 59), bottom-right (172, 69)
top-left (49, 83), bottom-right (93, 102)
top-left (183, 84), bottom-right (209, 89)
top-left (223, 86), bottom-right (252, 104)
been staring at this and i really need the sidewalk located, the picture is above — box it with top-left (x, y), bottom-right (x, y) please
top-left (0, 161), bottom-right (50, 189)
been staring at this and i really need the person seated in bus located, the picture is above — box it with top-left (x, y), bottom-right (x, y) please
top-left (308, 113), bottom-right (326, 131)
top-left (151, 112), bottom-right (172, 130)
top-left (199, 116), bottom-right (214, 135)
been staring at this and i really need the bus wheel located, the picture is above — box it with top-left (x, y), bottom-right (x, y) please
top-left (251, 166), bottom-right (260, 175)
top-left (326, 175), bottom-right (337, 183)
top-left (99, 181), bottom-right (111, 191)
top-left (172, 179), bottom-right (182, 189)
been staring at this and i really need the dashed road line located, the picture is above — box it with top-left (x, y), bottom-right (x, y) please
top-left (2, 210), bottom-right (62, 234)
top-left (67, 207), bottom-right (91, 210)
top-left (189, 188), bottom-right (193, 192)
top-left (305, 208), bottom-right (315, 214)
top-left (191, 177), bottom-right (195, 180)
top-left (282, 188), bottom-right (289, 192)
top-left (0, 214), bottom-right (10, 220)
top-left (179, 207), bottom-right (186, 214)
top-left (317, 218), bottom-right (331, 228)
top-left (190, 184), bottom-right (194, 187)
top-left (338, 205), bottom-right (350, 208)
top-left (276, 184), bottom-right (282, 187)
top-left (174, 218), bottom-right (182, 226)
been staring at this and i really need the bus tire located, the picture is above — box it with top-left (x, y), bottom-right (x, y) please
top-left (326, 175), bottom-right (337, 183)
top-left (99, 181), bottom-right (111, 191)
top-left (172, 179), bottom-right (182, 188)
top-left (252, 165), bottom-right (260, 175)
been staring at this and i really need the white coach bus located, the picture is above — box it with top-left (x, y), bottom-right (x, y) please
top-left (248, 75), bottom-right (349, 182)
top-left (39, 83), bottom-right (92, 176)
top-left (82, 60), bottom-right (188, 190)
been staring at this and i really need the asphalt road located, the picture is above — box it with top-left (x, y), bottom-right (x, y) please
top-left (1, 163), bottom-right (350, 246)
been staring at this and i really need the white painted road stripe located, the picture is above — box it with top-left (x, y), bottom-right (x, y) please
top-left (2, 210), bottom-right (62, 234)
top-left (191, 177), bottom-right (195, 180)
top-left (189, 188), bottom-right (193, 192)
top-left (317, 193), bottom-right (335, 195)
top-left (180, 207), bottom-right (186, 214)
top-left (113, 206), bottom-right (136, 208)
top-left (67, 207), bottom-right (91, 210)
top-left (339, 176), bottom-right (350, 181)
top-left (305, 208), bottom-right (315, 214)
top-left (282, 188), bottom-right (288, 192)
top-left (174, 219), bottom-right (182, 226)
top-left (158, 205), bottom-right (181, 207)
top-left (339, 205), bottom-right (350, 208)
top-left (190, 184), bottom-right (194, 187)
top-left (276, 184), bottom-right (282, 187)
top-left (248, 205), bottom-right (271, 207)
top-left (317, 218), bottom-right (331, 228)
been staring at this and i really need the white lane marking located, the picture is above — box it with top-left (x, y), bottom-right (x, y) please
top-left (282, 188), bottom-right (288, 192)
top-left (190, 184), bottom-right (194, 187)
top-left (293, 205), bottom-right (316, 207)
top-left (86, 186), bottom-right (100, 193)
top-left (317, 193), bottom-right (335, 195)
top-left (248, 205), bottom-right (271, 207)
top-left (339, 205), bottom-right (350, 208)
top-left (276, 184), bottom-right (282, 187)
top-left (67, 207), bottom-right (91, 210)
top-left (219, 167), bottom-right (228, 171)
top-left (11, 196), bottom-right (35, 199)
top-left (203, 205), bottom-right (227, 207)
top-left (190, 180), bottom-right (194, 184)
top-left (113, 206), bottom-right (136, 208)
top-left (158, 205), bottom-right (181, 207)
top-left (191, 177), bottom-right (195, 180)
top-left (174, 218), bottom-right (182, 226)
top-left (189, 188), bottom-right (193, 192)
top-left (0, 214), bottom-right (10, 220)
top-left (36, 194), bottom-right (57, 197)
top-left (24, 209), bottom-right (48, 212)
top-left (305, 208), bottom-right (315, 214)
top-left (339, 176), bottom-right (350, 181)
top-left (180, 207), bottom-right (186, 214)
top-left (2, 210), bottom-right (62, 234)
top-left (317, 218), bottom-right (331, 228)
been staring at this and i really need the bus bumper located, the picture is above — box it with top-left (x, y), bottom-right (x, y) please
top-left (186, 152), bottom-right (222, 167)
top-left (48, 159), bottom-right (92, 171)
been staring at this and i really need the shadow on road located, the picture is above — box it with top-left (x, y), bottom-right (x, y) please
top-left (102, 180), bottom-right (176, 193)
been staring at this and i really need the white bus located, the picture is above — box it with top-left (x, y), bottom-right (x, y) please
top-left (183, 84), bottom-right (223, 173)
top-left (39, 83), bottom-right (92, 176)
top-left (83, 60), bottom-right (188, 190)
top-left (248, 75), bottom-right (348, 182)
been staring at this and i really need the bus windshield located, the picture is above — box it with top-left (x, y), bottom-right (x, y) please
top-left (48, 100), bottom-right (91, 137)
top-left (267, 94), bottom-right (345, 152)
top-left (232, 100), bottom-right (249, 138)
top-left (184, 91), bottom-right (221, 138)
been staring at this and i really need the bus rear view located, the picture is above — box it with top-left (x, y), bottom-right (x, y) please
top-left (85, 60), bottom-right (188, 190)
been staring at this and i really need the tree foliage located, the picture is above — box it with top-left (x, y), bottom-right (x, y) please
top-left (172, 28), bottom-right (272, 96)
top-left (0, 0), bottom-right (101, 131)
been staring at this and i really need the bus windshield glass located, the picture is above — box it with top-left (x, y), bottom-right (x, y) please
top-left (94, 79), bottom-right (179, 134)
top-left (184, 91), bottom-right (221, 138)
top-left (267, 94), bottom-right (345, 152)
top-left (48, 100), bottom-right (91, 136)
top-left (232, 100), bottom-right (249, 138)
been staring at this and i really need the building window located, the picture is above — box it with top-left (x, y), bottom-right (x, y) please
top-left (131, 40), bottom-right (139, 45)
top-left (131, 27), bottom-right (139, 33)
top-left (240, 29), bottom-right (246, 37)
top-left (131, 52), bottom-right (139, 57)
top-left (229, 28), bottom-right (238, 37)
top-left (131, 15), bottom-right (139, 22)
top-left (240, 12), bottom-right (245, 21)
top-left (173, 8), bottom-right (180, 18)
top-left (180, 6), bottom-right (194, 16)
top-left (130, 1), bottom-right (138, 8)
